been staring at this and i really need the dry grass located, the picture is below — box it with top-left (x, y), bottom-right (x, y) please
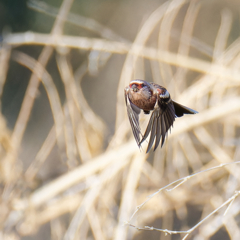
top-left (1, 0), bottom-right (240, 239)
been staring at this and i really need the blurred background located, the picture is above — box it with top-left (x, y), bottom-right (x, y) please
top-left (1, 0), bottom-right (240, 239)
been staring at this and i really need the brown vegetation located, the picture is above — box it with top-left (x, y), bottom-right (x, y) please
top-left (1, 0), bottom-right (240, 239)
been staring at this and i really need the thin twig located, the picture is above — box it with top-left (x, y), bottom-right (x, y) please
top-left (129, 161), bottom-right (240, 221)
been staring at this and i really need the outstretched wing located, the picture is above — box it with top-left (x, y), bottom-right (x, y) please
top-left (140, 99), bottom-right (176, 153)
top-left (124, 88), bottom-right (142, 147)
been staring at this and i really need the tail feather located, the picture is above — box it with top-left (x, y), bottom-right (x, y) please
top-left (172, 100), bottom-right (198, 117)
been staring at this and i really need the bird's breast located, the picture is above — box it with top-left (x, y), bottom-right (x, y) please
top-left (129, 91), bottom-right (157, 111)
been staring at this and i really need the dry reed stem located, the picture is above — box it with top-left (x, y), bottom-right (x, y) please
top-left (213, 9), bottom-right (232, 60)
top-left (128, 162), bottom-right (240, 239)
top-left (224, 217), bottom-right (240, 240)
top-left (197, 199), bottom-right (240, 238)
top-left (12, 93), bottom-right (240, 211)
top-left (28, 0), bottom-right (128, 42)
top-left (114, 153), bottom-right (146, 240)
top-left (15, 141), bottom-right (136, 209)
top-left (1, 0), bottom-right (240, 239)
top-left (18, 159), bottom-right (229, 230)
top-left (56, 54), bottom-right (79, 167)
top-left (5, 33), bottom-right (240, 83)
top-left (25, 126), bottom-right (56, 181)
top-left (158, 0), bottom-right (187, 89)
top-left (1, 0), bottom-right (75, 188)
top-left (0, 45), bottom-right (11, 103)
top-left (194, 127), bottom-right (239, 170)
top-left (36, 195), bottom-right (82, 226)
top-left (12, 51), bottom-right (65, 152)
top-left (174, 0), bottom-right (200, 91)
top-left (55, 54), bottom-right (104, 160)
top-left (87, 206), bottom-right (107, 240)
top-left (63, 158), bottom-right (129, 240)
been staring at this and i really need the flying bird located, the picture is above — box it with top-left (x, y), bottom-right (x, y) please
top-left (124, 80), bottom-right (198, 153)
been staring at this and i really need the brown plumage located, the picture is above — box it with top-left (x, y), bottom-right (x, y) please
top-left (124, 79), bottom-right (198, 153)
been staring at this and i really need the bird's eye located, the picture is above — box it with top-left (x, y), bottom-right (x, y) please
top-left (141, 84), bottom-right (145, 87)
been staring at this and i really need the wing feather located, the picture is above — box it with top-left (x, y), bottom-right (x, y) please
top-left (125, 89), bottom-right (142, 146)
top-left (146, 112), bottom-right (158, 153)
top-left (154, 115), bottom-right (161, 151)
top-left (140, 100), bottom-right (176, 152)
top-left (140, 110), bottom-right (155, 145)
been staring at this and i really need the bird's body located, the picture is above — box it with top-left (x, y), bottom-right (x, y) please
top-left (127, 80), bottom-right (157, 112)
top-left (124, 79), bottom-right (198, 153)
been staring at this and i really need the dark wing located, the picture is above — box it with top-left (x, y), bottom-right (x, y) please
top-left (124, 88), bottom-right (142, 147)
top-left (172, 100), bottom-right (198, 117)
top-left (140, 99), bottom-right (176, 153)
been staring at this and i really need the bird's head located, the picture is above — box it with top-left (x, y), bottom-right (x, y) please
top-left (129, 80), bottom-right (153, 99)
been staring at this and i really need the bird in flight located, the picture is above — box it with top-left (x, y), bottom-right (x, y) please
top-left (124, 79), bottom-right (198, 153)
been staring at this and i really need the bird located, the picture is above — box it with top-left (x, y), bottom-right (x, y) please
top-left (124, 79), bottom-right (198, 153)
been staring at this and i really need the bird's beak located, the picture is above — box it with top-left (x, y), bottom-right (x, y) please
top-left (131, 84), bottom-right (138, 92)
